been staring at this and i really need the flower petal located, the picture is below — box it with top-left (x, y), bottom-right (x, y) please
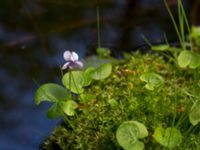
top-left (62, 62), bottom-right (70, 70)
top-left (76, 61), bottom-right (84, 68)
top-left (71, 51), bottom-right (79, 61)
top-left (63, 51), bottom-right (72, 61)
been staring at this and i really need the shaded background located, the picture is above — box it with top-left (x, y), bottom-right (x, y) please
top-left (0, 0), bottom-right (199, 149)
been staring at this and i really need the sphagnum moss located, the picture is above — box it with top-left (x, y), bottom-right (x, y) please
top-left (41, 52), bottom-right (200, 149)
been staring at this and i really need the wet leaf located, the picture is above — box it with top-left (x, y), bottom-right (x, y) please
top-left (34, 83), bottom-right (70, 105)
top-left (153, 126), bottom-right (182, 148)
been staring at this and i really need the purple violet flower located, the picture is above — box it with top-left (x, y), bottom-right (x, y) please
top-left (62, 51), bottom-right (83, 70)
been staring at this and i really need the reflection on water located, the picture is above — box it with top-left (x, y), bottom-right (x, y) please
top-left (0, 0), bottom-right (193, 149)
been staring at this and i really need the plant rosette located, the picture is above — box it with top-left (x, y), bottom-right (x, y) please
top-left (34, 51), bottom-right (112, 119)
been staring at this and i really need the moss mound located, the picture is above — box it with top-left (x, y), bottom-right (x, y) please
top-left (41, 52), bottom-right (200, 149)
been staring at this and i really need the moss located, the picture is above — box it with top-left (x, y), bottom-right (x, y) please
top-left (41, 52), bottom-right (200, 149)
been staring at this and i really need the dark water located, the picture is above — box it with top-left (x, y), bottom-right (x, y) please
top-left (0, 0), bottom-right (194, 149)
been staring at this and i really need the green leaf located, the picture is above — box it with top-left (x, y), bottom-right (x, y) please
top-left (189, 100), bottom-right (200, 126)
top-left (34, 83), bottom-right (70, 105)
top-left (153, 126), bottom-right (182, 148)
top-left (84, 67), bottom-right (95, 85)
top-left (126, 141), bottom-right (144, 150)
top-left (178, 51), bottom-right (191, 68)
top-left (62, 71), bottom-right (93, 94)
top-left (83, 55), bottom-right (116, 68)
top-left (60, 100), bottom-right (78, 116)
top-left (188, 53), bottom-right (200, 69)
top-left (191, 26), bottom-right (200, 47)
top-left (46, 103), bottom-right (62, 119)
top-left (140, 73), bottom-right (164, 90)
top-left (92, 63), bottom-right (112, 80)
top-left (116, 121), bottom-right (148, 150)
top-left (178, 50), bottom-right (200, 69)
top-left (151, 45), bottom-right (170, 51)
top-left (133, 121), bottom-right (148, 138)
top-left (96, 47), bottom-right (111, 57)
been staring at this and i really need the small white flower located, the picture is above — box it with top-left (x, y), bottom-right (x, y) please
top-left (62, 50), bottom-right (83, 70)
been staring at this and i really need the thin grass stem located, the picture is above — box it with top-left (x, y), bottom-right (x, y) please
top-left (141, 34), bottom-right (152, 47)
top-left (97, 6), bottom-right (101, 48)
top-left (164, 0), bottom-right (183, 48)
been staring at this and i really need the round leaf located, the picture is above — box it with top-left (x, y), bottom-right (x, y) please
top-left (116, 121), bottom-right (148, 150)
top-left (140, 73), bottom-right (164, 90)
top-left (92, 63), bottom-right (112, 80)
top-left (189, 100), bottom-right (200, 126)
top-left (34, 83), bottom-right (70, 105)
top-left (60, 101), bottom-right (78, 116)
top-left (188, 53), bottom-right (200, 69)
top-left (62, 71), bottom-right (92, 94)
top-left (153, 126), bottom-right (182, 148)
top-left (178, 51), bottom-right (191, 68)
top-left (84, 67), bottom-right (95, 85)
top-left (126, 141), bottom-right (144, 150)
top-left (133, 121), bottom-right (148, 138)
top-left (83, 55), bottom-right (116, 68)
top-left (178, 51), bottom-right (200, 69)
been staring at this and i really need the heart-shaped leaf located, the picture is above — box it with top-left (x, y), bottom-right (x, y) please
top-left (46, 103), bottom-right (62, 119)
top-left (92, 63), bottom-right (112, 80)
top-left (116, 121), bottom-right (148, 150)
top-left (153, 126), bottom-right (182, 148)
top-left (60, 100), bottom-right (78, 116)
top-left (189, 100), bottom-right (200, 126)
top-left (62, 71), bottom-right (93, 94)
top-left (34, 83), bottom-right (70, 105)
top-left (178, 50), bottom-right (200, 69)
top-left (140, 73), bottom-right (164, 90)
